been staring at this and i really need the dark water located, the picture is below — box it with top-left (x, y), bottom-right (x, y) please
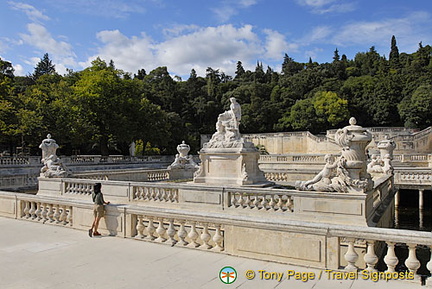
top-left (389, 189), bottom-right (432, 280)
top-left (396, 189), bottom-right (432, 231)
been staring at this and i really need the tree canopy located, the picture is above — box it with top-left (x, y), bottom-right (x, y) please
top-left (1, 36), bottom-right (431, 155)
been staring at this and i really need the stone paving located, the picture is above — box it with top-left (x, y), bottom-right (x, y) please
top-left (0, 217), bottom-right (427, 289)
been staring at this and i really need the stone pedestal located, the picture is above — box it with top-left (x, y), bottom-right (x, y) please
top-left (193, 145), bottom-right (270, 186)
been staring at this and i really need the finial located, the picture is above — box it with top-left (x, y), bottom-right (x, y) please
top-left (349, 117), bottom-right (357, 126)
top-left (47, 134), bottom-right (51, 139)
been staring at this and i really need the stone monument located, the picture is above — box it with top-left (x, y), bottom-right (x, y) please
top-left (367, 136), bottom-right (396, 176)
top-left (193, 98), bottom-right (270, 186)
top-left (296, 118), bottom-right (373, 193)
top-left (39, 134), bottom-right (69, 178)
top-left (167, 141), bottom-right (199, 179)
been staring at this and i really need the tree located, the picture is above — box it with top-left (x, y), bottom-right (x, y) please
top-left (389, 35), bottom-right (400, 69)
top-left (33, 53), bottom-right (56, 79)
top-left (313, 91), bottom-right (349, 127)
top-left (281, 53), bottom-right (303, 76)
top-left (66, 58), bottom-right (169, 155)
top-left (398, 84), bottom-right (432, 128)
top-left (235, 61), bottom-right (245, 80)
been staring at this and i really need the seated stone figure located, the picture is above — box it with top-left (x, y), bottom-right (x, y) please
top-left (204, 97), bottom-right (250, 148)
top-left (41, 155), bottom-right (69, 178)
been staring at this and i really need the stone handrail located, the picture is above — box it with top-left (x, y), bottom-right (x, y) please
top-left (1, 190), bottom-right (432, 284)
top-left (73, 169), bottom-right (170, 182)
top-left (0, 174), bottom-right (38, 189)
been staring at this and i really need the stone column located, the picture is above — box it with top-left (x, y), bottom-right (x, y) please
top-left (394, 190), bottom-right (400, 208)
top-left (419, 189), bottom-right (424, 210)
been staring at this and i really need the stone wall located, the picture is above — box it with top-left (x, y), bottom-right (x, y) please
top-left (202, 126), bottom-right (432, 155)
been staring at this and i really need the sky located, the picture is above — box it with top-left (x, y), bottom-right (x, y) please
top-left (0, 0), bottom-right (431, 79)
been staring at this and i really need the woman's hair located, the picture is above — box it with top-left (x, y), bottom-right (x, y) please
top-left (94, 183), bottom-right (102, 194)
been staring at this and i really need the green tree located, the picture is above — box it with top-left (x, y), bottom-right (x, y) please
top-left (313, 91), bottom-right (349, 126)
top-left (33, 53), bottom-right (56, 79)
top-left (398, 84), bottom-right (432, 128)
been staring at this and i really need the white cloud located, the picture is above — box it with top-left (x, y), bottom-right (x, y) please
top-left (19, 23), bottom-right (77, 74)
top-left (45, 0), bottom-right (147, 18)
top-left (332, 12), bottom-right (431, 48)
top-left (86, 25), bottom-right (269, 77)
top-left (263, 29), bottom-right (295, 60)
top-left (297, 0), bottom-right (356, 14)
top-left (8, 1), bottom-right (50, 22)
top-left (212, 0), bottom-right (260, 22)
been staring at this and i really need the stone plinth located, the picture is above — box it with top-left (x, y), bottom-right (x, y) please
top-left (193, 145), bottom-right (270, 186)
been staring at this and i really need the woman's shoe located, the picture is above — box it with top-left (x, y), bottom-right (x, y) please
top-left (93, 232), bottom-right (101, 236)
top-left (88, 229), bottom-right (93, 237)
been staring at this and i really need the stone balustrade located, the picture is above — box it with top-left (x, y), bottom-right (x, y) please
top-left (38, 174), bottom-right (394, 228)
top-left (74, 169), bottom-right (170, 182)
top-left (394, 169), bottom-right (432, 189)
top-left (0, 174), bottom-right (38, 189)
top-left (1, 189), bottom-right (432, 285)
top-left (133, 184), bottom-right (179, 203)
top-left (227, 188), bottom-right (294, 212)
top-left (133, 214), bottom-right (224, 251)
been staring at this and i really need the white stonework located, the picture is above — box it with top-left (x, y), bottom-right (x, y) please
top-left (296, 118), bottom-right (373, 194)
top-left (39, 134), bottom-right (70, 178)
top-left (193, 98), bottom-right (270, 186)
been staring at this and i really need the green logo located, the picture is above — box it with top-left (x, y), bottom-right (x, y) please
top-left (219, 266), bottom-right (237, 284)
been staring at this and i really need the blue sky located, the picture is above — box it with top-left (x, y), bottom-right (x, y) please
top-left (0, 0), bottom-right (431, 79)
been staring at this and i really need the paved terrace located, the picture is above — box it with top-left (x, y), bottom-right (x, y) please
top-left (0, 217), bottom-right (426, 289)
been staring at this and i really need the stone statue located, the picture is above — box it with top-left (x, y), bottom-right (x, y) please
top-left (167, 141), bottom-right (199, 170)
top-left (204, 97), bottom-right (252, 149)
top-left (296, 118), bottom-right (373, 194)
top-left (129, 141), bottom-right (136, 157)
top-left (367, 136), bottom-right (395, 176)
top-left (39, 134), bottom-right (59, 164)
top-left (40, 155), bottom-right (69, 178)
top-left (39, 134), bottom-right (69, 178)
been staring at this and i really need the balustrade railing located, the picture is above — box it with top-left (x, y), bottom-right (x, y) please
top-left (133, 185), bottom-right (178, 203)
top-left (133, 215), bottom-right (224, 251)
top-left (0, 174), bottom-right (38, 188)
top-left (227, 189), bottom-right (294, 212)
top-left (20, 199), bottom-right (73, 226)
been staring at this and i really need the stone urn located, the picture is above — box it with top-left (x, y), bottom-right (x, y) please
top-left (334, 117), bottom-right (372, 180)
top-left (377, 136), bottom-right (396, 160)
top-left (177, 141), bottom-right (190, 158)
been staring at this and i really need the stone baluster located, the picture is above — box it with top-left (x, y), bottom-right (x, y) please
top-left (22, 201), bottom-right (30, 218)
top-left (211, 224), bottom-right (224, 252)
top-left (35, 202), bottom-right (42, 221)
top-left (41, 203), bottom-right (48, 223)
top-left (199, 223), bottom-right (212, 249)
top-left (231, 193), bottom-right (239, 207)
top-left (145, 217), bottom-right (156, 241)
top-left (167, 219), bottom-right (177, 246)
top-left (253, 195), bottom-right (261, 209)
top-left (29, 202), bottom-right (36, 219)
top-left (287, 197), bottom-right (294, 212)
top-left (384, 242), bottom-right (399, 272)
top-left (426, 246), bottom-right (432, 277)
top-left (60, 206), bottom-right (68, 225)
top-left (344, 238), bottom-right (359, 272)
top-left (187, 222), bottom-right (200, 248)
top-left (261, 195), bottom-right (269, 210)
top-left (245, 195), bottom-right (253, 208)
top-left (405, 244), bottom-right (420, 277)
top-left (276, 195), bottom-right (284, 211)
top-left (363, 240), bottom-right (378, 272)
top-left (155, 219), bottom-right (167, 242)
top-left (177, 221), bottom-right (189, 246)
top-left (67, 206), bottom-right (73, 226)
top-left (269, 195), bottom-right (277, 210)
top-left (239, 193), bottom-right (246, 208)
top-left (135, 215), bottom-right (145, 238)
top-left (53, 204), bottom-right (61, 223)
